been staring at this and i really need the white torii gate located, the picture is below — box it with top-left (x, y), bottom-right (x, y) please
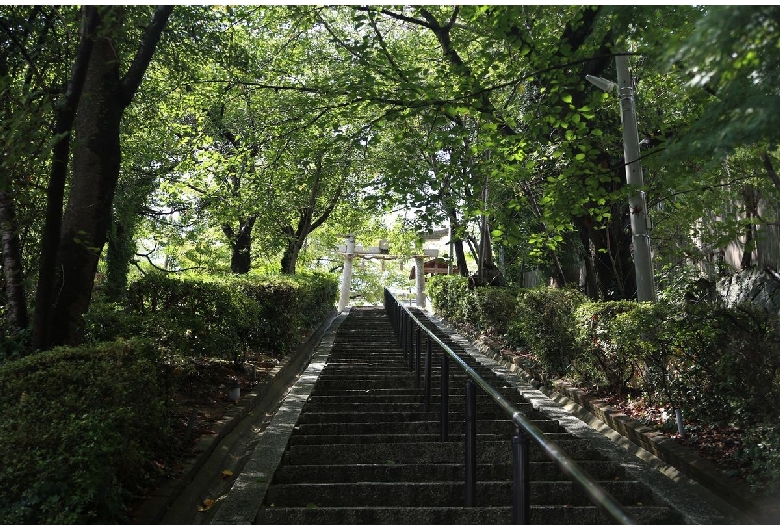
top-left (336, 235), bottom-right (436, 312)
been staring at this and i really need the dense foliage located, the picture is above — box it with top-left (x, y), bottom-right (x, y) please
top-left (0, 272), bottom-right (336, 524)
top-left (2, 3), bottom-right (779, 522)
top-left (0, 339), bottom-right (169, 524)
top-left (87, 272), bottom-right (338, 364)
top-left (427, 276), bottom-right (780, 493)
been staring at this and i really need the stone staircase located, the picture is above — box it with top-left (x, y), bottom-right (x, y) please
top-left (254, 306), bottom-right (683, 525)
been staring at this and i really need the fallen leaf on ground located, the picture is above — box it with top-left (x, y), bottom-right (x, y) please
top-left (197, 498), bottom-right (215, 512)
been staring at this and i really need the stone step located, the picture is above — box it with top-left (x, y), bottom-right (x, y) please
top-left (263, 479), bottom-right (652, 508)
top-left (272, 460), bottom-right (627, 484)
top-left (257, 505), bottom-right (680, 525)
top-left (304, 392), bottom-right (529, 405)
top-left (293, 410), bottom-right (539, 425)
top-left (285, 431), bottom-right (574, 446)
top-left (240, 307), bottom-right (688, 527)
top-left (299, 399), bottom-right (534, 414)
top-left (291, 418), bottom-right (566, 435)
top-left (309, 380), bottom-right (524, 393)
top-left (283, 440), bottom-right (604, 465)
top-left (296, 405), bottom-right (551, 422)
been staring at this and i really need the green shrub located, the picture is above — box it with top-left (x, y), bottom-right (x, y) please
top-left (231, 272), bottom-right (338, 355)
top-left (670, 303), bottom-right (780, 426)
top-left (121, 273), bottom-right (259, 363)
top-left (742, 424), bottom-right (780, 494)
top-left (573, 301), bottom-right (645, 393)
top-left (87, 272), bottom-right (338, 362)
top-left (471, 286), bottom-right (520, 337)
top-left (426, 275), bottom-right (469, 322)
top-left (427, 274), bottom-right (780, 492)
top-left (0, 339), bottom-right (170, 524)
top-left (507, 287), bottom-right (587, 378)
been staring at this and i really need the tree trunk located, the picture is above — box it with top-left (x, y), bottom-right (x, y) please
top-left (39, 5), bottom-right (172, 348)
top-left (741, 184), bottom-right (757, 270)
top-left (576, 219), bottom-right (600, 299)
top-left (454, 239), bottom-right (468, 277)
top-left (0, 190), bottom-right (29, 332)
top-left (447, 210), bottom-right (469, 277)
top-left (31, 6), bottom-right (98, 350)
top-left (105, 216), bottom-right (132, 301)
top-left (49, 22), bottom-right (123, 345)
top-left (224, 217), bottom-right (256, 274)
top-left (280, 154), bottom-right (347, 275)
top-left (280, 235), bottom-right (302, 275)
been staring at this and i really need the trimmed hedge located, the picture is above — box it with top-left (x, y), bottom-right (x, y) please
top-left (508, 288), bottom-right (587, 377)
top-left (426, 282), bottom-right (780, 493)
top-left (573, 300), bottom-right (645, 393)
top-left (1, 272), bottom-right (339, 524)
top-left (86, 272), bottom-right (338, 363)
top-left (426, 275), bottom-right (470, 323)
top-left (0, 339), bottom-right (170, 524)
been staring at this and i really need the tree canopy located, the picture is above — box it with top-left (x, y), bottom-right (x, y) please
top-left (2, 5), bottom-right (779, 348)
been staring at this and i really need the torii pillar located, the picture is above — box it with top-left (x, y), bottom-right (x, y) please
top-left (414, 255), bottom-right (425, 307)
top-left (338, 235), bottom-right (355, 312)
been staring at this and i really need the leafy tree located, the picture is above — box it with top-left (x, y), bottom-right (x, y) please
top-left (30, 6), bottom-right (173, 349)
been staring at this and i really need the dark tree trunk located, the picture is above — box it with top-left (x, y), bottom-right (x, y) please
top-left (280, 229), bottom-right (302, 275)
top-left (223, 217), bottom-right (256, 274)
top-left (280, 153), bottom-right (346, 275)
top-left (454, 238), bottom-right (468, 277)
top-left (447, 210), bottom-right (469, 277)
top-left (576, 219), bottom-right (600, 299)
top-left (49, 20), bottom-right (124, 345)
top-left (36, 5), bottom-right (172, 348)
top-left (32, 6), bottom-right (98, 350)
top-left (0, 190), bottom-right (29, 331)
top-left (741, 184), bottom-right (758, 270)
top-left (105, 216), bottom-right (133, 301)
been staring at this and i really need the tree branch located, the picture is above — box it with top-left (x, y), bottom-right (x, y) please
top-left (762, 151), bottom-right (780, 197)
top-left (119, 5), bottom-right (173, 108)
top-left (355, 6), bottom-right (434, 30)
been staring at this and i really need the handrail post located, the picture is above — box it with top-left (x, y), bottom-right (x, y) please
top-left (423, 335), bottom-right (432, 412)
top-left (415, 325), bottom-right (422, 388)
top-left (408, 318), bottom-right (415, 372)
top-left (465, 379), bottom-right (477, 507)
top-left (512, 426), bottom-right (531, 524)
top-left (400, 311), bottom-right (406, 362)
top-left (440, 354), bottom-right (449, 442)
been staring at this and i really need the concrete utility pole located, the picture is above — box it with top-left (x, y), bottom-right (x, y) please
top-left (338, 235), bottom-right (355, 312)
top-left (586, 54), bottom-right (657, 302)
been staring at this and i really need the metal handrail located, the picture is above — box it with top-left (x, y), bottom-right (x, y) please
top-left (383, 288), bottom-right (635, 525)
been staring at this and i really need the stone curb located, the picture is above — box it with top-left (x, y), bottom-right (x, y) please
top-left (131, 309), bottom-right (340, 525)
top-left (210, 309), bottom-right (349, 524)
top-left (469, 332), bottom-right (778, 524)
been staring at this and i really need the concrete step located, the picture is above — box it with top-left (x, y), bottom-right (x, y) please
top-left (272, 460), bottom-right (627, 484)
top-left (291, 418), bottom-right (566, 435)
top-left (257, 505), bottom-right (680, 525)
top-left (283, 440), bottom-right (604, 465)
top-left (263, 479), bottom-right (653, 508)
top-left (284, 432), bottom-right (574, 445)
top-left (241, 307), bottom-right (689, 526)
top-left (304, 392), bottom-right (529, 405)
top-left (299, 399), bottom-right (534, 414)
top-left (295, 405), bottom-right (553, 422)
top-left (293, 410), bottom-right (539, 425)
